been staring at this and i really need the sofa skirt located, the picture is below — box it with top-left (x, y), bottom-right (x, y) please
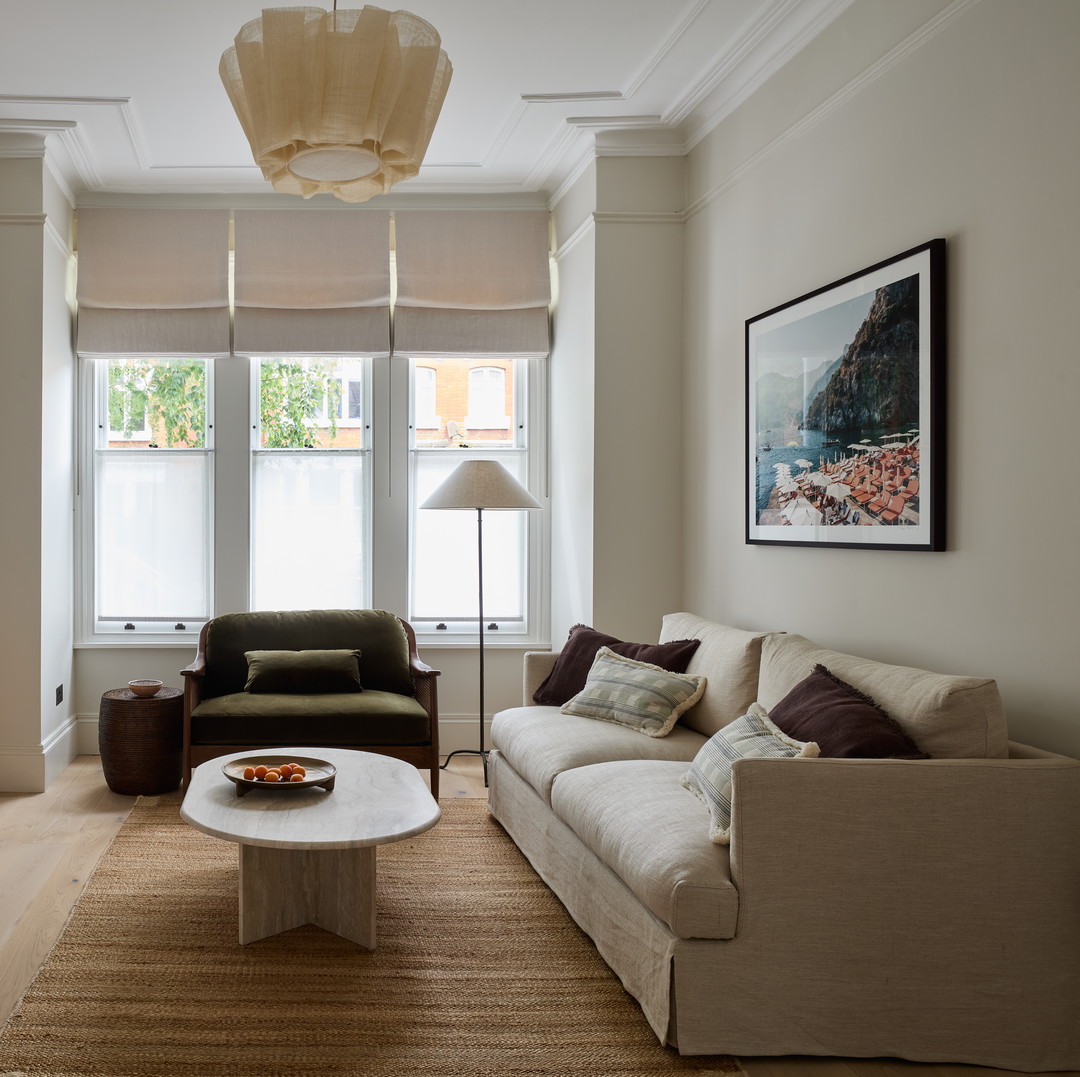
top-left (488, 749), bottom-right (681, 1048)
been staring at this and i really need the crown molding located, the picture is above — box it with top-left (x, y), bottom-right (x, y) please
top-left (685, 0), bottom-right (982, 218)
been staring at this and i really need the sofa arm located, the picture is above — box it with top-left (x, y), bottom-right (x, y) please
top-left (179, 639), bottom-right (206, 715)
top-left (725, 754), bottom-right (1080, 1066)
top-left (730, 753), bottom-right (1080, 904)
top-left (522, 650), bottom-right (558, 705)
top-left (411, 661), bottom-right (441, 723)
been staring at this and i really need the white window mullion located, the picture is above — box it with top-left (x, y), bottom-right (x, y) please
top-left (370, 356), bottom-right (410, 615)
top-left (214, 355), bottom-right (251, 615)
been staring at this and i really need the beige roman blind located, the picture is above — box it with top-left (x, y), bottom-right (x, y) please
top-left (393, 209), bottom-right (551, 358)
top-left (76, 208), bottom-right (230, 358)
top-left (233, 209), bottom-right (391, 357)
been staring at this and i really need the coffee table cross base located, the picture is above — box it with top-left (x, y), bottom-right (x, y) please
top-left (239, 843), bottom-right (376, 947)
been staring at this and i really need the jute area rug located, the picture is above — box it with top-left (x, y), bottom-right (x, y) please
top-left (0, 794), bottom-right (742, 1077)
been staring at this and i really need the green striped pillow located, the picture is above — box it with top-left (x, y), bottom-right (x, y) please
top-left (682, 703), bottom-right (819, 843)
top-left (560, 646), bottom-right (706, 737)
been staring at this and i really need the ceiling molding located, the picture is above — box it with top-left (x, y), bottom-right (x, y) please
top-left (621, 0), bottom-right (712, 102)
top-left (0, 2), bottom-right (855, 199)
top-left (684, 0), bottom-right (981, 218)
top-left (520, 91), bottom-right (624, 104)
top-left (678, 0), bottom-right (856, 147)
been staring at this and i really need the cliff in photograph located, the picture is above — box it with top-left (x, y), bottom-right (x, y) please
top-left (803, 275), bottom-right (920, 433)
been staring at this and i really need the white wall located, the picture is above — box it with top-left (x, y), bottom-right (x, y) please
top-left (0, 144), bottom-right (76, 791)
top-left (548, 154), bottom-right (687, 644)
top-left (682, 0), bottom-right (1080, 756)
top-left (549, 162), bottom-right (598, 638)
top-left (39, 168), bottom-right (76, 785)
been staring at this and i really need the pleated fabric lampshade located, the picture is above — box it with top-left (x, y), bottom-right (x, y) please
top-left (220, 6), bottom-right (452, 203)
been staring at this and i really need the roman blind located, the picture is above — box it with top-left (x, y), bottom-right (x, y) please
top-left (76, 208), bottom-right (230, 358)
top-left (393, 209), bottom-right (550, 358)
top-left (233, 209), bottom-right (391, 357)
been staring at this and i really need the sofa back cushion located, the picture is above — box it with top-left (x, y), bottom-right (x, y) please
top-left (201, 609), bottom-right (414, 699)
top-left (756, 633), bottom-right (1009, 759)
top-left (658, 613), bottom-right (768, 737)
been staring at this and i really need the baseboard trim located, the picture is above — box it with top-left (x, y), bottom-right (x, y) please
top-left (0, 717), bottom-right (79, 792)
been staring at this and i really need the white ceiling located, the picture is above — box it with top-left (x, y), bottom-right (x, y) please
top-left (0, 0), bottom-right (850, 203)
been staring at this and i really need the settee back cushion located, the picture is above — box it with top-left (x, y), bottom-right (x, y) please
top-left (757, 633), bottom-right (1009, 759)
top-left (201, 609), bottom-right (414, 700)
top-left (658, 613), bottom-right (768, 737)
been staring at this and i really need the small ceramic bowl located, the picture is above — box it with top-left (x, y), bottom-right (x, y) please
top-left (128, 679), bottom-right (163, 698)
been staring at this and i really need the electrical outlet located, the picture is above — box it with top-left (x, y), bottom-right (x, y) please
top-left (55, 684), bottom-right (64, 706)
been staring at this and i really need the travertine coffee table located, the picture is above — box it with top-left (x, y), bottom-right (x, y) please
top-left (180, 747), bottom-right (440, 947)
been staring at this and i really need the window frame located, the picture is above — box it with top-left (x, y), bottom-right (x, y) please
top-left (77, 356), bottom-right (215, 644)
top-left (77, 354), bottom-right (548, 649)
top-left (404, 355), bottom-right (547, 646)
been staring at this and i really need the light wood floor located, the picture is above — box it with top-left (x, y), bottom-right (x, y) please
top-left (1, 756), bottom-right (1072, 1077)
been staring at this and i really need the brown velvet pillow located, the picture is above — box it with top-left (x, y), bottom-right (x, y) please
top-left (767, 664), bottom-right (930, 759)
top-left (532, 624), bottom-right (701, 706)
top-left (244, 649), bottom-right (363, 694)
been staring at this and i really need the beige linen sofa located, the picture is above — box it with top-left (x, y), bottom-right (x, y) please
top-left (487, 613), bottom-right (1080, 1071)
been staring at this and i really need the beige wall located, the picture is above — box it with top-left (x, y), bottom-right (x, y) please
top-left (681, 0), bottom-right (1080, 756)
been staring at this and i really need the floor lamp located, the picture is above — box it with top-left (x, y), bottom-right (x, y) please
top-left (421, 460), bottom-right (541, 785)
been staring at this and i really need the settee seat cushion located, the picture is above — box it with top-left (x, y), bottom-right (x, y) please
top-left (550, 759), bottom-right (738, 940)
top-left (490, 706), bottom-right (707, 804)
top-left (191, 689), bottom-right (431, 746)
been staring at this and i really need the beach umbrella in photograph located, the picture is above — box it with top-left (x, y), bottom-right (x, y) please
top-left (782, 497), bottom-right (823, 526)
top-left (795, 459), bottom-right (812, 470)
top-left (825, 481), bottom-right (852, 501)
top-left (808, 471), bottom-right (830, 487)
top-left (778, 481), bottom-right (800, 495)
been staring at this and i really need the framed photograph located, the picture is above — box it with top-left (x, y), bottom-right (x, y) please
top-left (745, 239), bottom-right (945, 551)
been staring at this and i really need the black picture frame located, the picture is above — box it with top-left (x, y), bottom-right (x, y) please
top-left (745, 239), bottom-right (946, 551)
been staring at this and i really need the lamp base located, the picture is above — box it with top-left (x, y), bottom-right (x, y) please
top-left (440, 748), bottom-right (489, 788)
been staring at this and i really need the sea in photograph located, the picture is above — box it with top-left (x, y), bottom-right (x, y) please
top-left (754, 426), bottom-right (912, 518)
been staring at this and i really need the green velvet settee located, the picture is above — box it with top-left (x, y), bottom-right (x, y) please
top-left (180, 609), bottom-right (440, 796)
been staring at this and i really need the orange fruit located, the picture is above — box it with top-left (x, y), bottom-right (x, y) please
top-left (254, 765), bottom-right (268, 779)
top-left (279, 764), bottom-right (294, 779)
top-left (243, 766), bottom-right (256, 780)
top-left (292, 765), bottom-right (306, 777)
top-left (289, 773), bottom-right (304, 782)
top-left (263, 770), bottom-right (280, 782)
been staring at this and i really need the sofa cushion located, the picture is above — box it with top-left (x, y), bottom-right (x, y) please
top-left (190, 689), bottom-right (430, 746)
top-left (658, 613), bottom-right (769, 737)
top-left (533, 624), bottom-right (701, 706)
top-left (682, 703), bottom-right (820, 844)
top-left (243, 649), bottom-right (363, 694)
top-left (757, 633), bottom-right (1009, 759)
top-left (201, 609), bottom-right (414, 699)
top-left (550, 759), bottom-right (739, 940)
top-left (490, 706), bottom-right (707, 804)
top-left (560, 648), bottom-right (707, 737)
top-left (768, 664), bottom-right (930, 759)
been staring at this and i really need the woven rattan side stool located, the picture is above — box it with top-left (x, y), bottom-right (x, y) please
top-left (98, 687), bottom-right (184, 795)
